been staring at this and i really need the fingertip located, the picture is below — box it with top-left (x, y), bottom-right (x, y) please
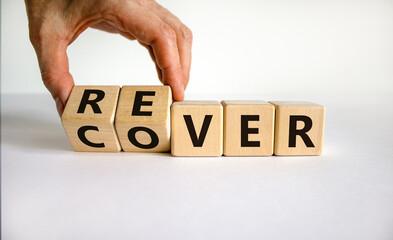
top-left (44, 73), bottom-right (74, 118)
top-left (58, 81), bottom-right (74, 106)
top-left (174, 90), bottom-right (184, 102)
top-left (170, 82), bottom-right (184, 102)
top-left (183, 76), bottom-right (190, 90)
top-left (55, 97), bottom-right (65, 117)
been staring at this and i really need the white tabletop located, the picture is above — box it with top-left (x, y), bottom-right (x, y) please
top-left (2, 94), bottom-right (393, 240)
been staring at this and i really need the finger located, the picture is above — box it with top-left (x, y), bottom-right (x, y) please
top-left (118, 31), bottom-right (137, 41)
top-left (34, 40), bottom-right (74, 116)
top-left (139, 42), bottom-right (162, 82)
top-left (90, 21), bottom-right (119, 34)
top-left (148, 2), bottom-right (193, 89)
top-left (91, 21), bottom-right (138, 41)
top-left (109, 3), bottom-right (184, 101)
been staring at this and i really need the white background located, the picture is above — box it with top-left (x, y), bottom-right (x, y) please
top-left (2, 0), bottom-right (393, 240)
top-left (2, 0), bottom-right (393, 99)
top-left (2, 95), bottom-right (393, 240)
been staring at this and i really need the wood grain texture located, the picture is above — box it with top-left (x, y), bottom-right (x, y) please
top-left (269, 101), bottom-right (325, 156)
top-left (62, 85), bottom-right (121, 152)
top-left (171, 101), bottom-right (223, 157)
top-left (222, 100), bottom-right (275, 156)
top-left (115, 86), bottom-right (172, 152)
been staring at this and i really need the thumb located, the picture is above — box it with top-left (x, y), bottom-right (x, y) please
top-left (35, 40), bottom-right (74, 116)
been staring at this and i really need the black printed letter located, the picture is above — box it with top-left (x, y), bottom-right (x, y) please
top-left (241, 115), bottom-right (260, 147)
top-left (183, 115), bottom-right (213, 147)
top-left (77, 126), bottom-right (105, 148)
top-left (289, 115), bottom-right (315, 148)
top-left (77, 89), bottom-right (105, 113)
top-left (132, 91), bottom-right (155, 116)
top-left (128, 127), bottom-right (159, 149)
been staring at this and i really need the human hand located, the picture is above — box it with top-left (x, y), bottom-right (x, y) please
top-left (25, 0), bottom-right (192, 116)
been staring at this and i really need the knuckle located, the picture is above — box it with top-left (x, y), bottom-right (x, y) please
top-left (29, 31), bottom-right (40, 47)
top-left (28, 23), bottom-right (51, 49)
top-left (137, 0), bottom-right (154, 6)
top-left (41, 71), bottom-right (57, 85)
top-left (179, 24), bottom-right (193, 42)
top-left (161, 23), bottom-right (177, 43)
top-left (28, 25), bottom-right (44, 47)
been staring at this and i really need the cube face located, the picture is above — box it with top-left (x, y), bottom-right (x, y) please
top-left (61, 86), bottom-right (121, 152)
top-left (171, 101), bottom-right (223, 157)
top-left (222, 100), bottom-right (275, 156)
top-left (270, 101), bottom-right (325, 156)
top-left (115, 86), bottom-right (172, 152)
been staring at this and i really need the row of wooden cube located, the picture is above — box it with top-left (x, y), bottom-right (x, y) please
top-left (62, 85), bottom-right (325, 156)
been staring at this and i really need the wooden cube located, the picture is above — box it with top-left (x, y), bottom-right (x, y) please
top-left (62, 86), bottom-right (121, 152)
top-left (115, 86), bottom-right (172, 152)
top-left (171, 101), bottom-right (223, 157)
top-left (222, 100), bottom-right (275, 156)
top-left (269, 101), bottom-right (325, 155)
